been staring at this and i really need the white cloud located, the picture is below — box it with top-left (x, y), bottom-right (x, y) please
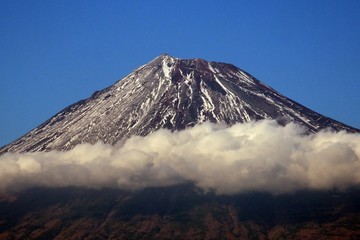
top-left (1, 120), bottom-right (359, 194)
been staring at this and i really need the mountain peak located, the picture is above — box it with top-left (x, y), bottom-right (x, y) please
top-left (1, 56), bottom-right (358, 153)
top-left (154, 53), bottom-right (177, 61)
top-left (154, 54), bottom-right (210, 65)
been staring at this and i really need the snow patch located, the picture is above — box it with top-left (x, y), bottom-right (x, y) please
top-left (162, 57), bottom-right (176, 79)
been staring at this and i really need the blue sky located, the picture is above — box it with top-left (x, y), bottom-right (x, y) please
top-left (1, 0), bottom-right (359, 147)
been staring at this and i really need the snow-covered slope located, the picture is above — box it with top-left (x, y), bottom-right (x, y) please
top-left (1, 54), bottom-right (358, 153)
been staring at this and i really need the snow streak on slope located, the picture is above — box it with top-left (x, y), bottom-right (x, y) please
top-left (1, 54), bottom-right (358, 153)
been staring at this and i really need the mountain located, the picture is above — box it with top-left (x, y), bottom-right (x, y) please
top-left (1, 54), bottom-right (360, 239)
top-left (0, 54), bottom-right (358, 153)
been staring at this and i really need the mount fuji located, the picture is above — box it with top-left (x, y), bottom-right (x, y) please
top-left (1, 54), bottom-right (358, 154)
top-left (1, 55), bottom-right (360, 239)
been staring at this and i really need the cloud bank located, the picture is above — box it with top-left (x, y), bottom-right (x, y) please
top-left (1, 120), bottom-right (360, 194)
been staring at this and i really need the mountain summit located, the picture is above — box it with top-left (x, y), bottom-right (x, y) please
top-left (1, 54), bottom-right (358, 153)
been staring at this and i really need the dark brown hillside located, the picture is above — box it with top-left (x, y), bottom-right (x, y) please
top-left (1, 185), bottom-right (360, 239)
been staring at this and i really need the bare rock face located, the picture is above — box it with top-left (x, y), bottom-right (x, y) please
top-left (1, 54), bottom-right (358, 153)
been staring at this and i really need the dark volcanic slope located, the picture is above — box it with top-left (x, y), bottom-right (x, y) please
top-left (1, 54), bottom-right (358, 153)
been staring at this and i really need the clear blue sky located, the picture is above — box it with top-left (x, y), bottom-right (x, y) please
top-left (1, 0), bottom-right (359, 147)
